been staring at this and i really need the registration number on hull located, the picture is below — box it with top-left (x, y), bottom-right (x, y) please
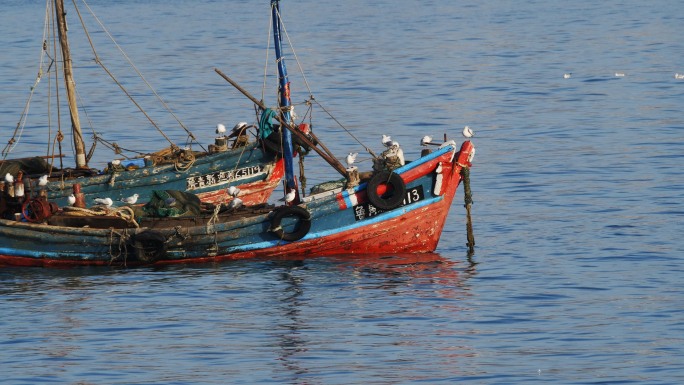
top-left (353, 185), bottom-right (425, 221)
top-left (186, 165), bottom-right (265, 190)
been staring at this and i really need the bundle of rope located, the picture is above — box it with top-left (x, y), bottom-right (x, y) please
top-left (61, 205), bottom-right (139, 227)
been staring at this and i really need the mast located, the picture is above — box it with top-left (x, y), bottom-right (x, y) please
top-left (54, 0), bottom-right (88, 169)
top-left (271, 0), bottom-right (298, 202)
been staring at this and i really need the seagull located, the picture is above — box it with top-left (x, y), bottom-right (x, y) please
top-left (111, 159), bottom-right (121, 166)
top-left (615, 72), bottom-right (625, 77)
top-left (227, 197), bottom-right (243, 210)
top-left (675, 73), bottom-right (684, 80)
top-left (462, 126), bottom-right (474, 138)
top-left (382, 134), bottom-right (392, 147)
top-left (4, 173), bottom-right (13, 183)
top-left (38, 174), bottom-right (49, 186)
top-left (563, 73), bottom-right (572, 79)
top-left (121, 193), bottom-right (139, 204)
top-left (284, 189), bottom-right (296, 203)
top-left (421, 135), bottom-right (433, 146)
top-left (394, 145), bottom-right (405, 166)
top-left (346, 152), bottom-right (358, 168)
top-left (216, 123), bottom-right (227, 136)
top-left (68, 194), bottom-right (76, 206)
top-left (227, 186), bottom-right (241, 197)
top-left (94, 197), bottom-right (113, 208)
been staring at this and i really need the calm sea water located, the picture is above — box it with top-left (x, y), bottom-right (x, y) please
top-left (1, 1), bottom-right (683, 384)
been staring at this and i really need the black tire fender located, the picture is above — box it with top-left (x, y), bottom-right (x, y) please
top-left (130, 230), bottom-right (167, 263)
top-left (366, 171), bottom-right (407, 211)
top-left (260, 131), bottom-right (284, 155)
top-left (269, 206), bottom-right (311, 241)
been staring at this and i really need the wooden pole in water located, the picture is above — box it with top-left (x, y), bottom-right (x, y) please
top-left (461, 166), bottom-right (475, 254)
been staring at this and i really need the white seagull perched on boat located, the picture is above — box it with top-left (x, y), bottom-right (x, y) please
top-left (227, 186), bottom-right (240, 197)
top-left (68, 194), bottom-right (77, 206)
top-left (94, 197), bottom-right (113, 208)
top-left (227, 197), bottom-right (243, 210)
top-left (216, 123), bottom-right (227, 136)
top-left (5, 173), bottom-right (13, 183)
top-left (382, 134), bottom-right (392, 147)
top-left (284, 189), bottom-right (296, 203)
top-left (421, 135), bottom-right (433, 146)
top-left (38, 174), bottom-right (49, 186)
top-left (121, 193), bottom-right (139, 204)
top-left (391, 141), bottom-right (405, 166)
top-left (346, 152), bottom-right (358, 168)
top-left (462, 126), bottom-right (474, 138)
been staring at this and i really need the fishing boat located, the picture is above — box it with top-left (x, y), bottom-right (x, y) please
top-left (0, 0), bottom-right (284, 208)
top-left (0, 0), bottom-right (475, 267)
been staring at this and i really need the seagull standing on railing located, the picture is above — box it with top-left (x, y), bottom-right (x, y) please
top-left (421, 135), bottom-right (433, 146)
top-left (346, 152), bottom-right (358, 168)
top-left (227, 197), bottom-right (243, 209)
top-left (216, 123), bottom-right (227, 137)
top-left (382, 134), bottom-right (392, 147)
top-left (121, 193), bottom-right (139, 205)
top-left (284, 189), bottom-right (296, 203)
top-left (391, 141), bottom-right (405, 166)
top-left (94, 197), bottom-right (113, 208)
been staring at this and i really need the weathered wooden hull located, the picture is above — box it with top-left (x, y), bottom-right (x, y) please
top-left (0, 141), bottom-right (473, 267)
top-left (39, 143), bottom-right (283, 206)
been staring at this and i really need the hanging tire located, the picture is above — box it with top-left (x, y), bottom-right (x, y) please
top-left (129, 230), bottom-right (167, 263)
top-left (269, 206), bottom-right (311, 241)
top-left (367, 171), bottom-right (406, 211)
top-left (261, 131), bottom-right (284, 155)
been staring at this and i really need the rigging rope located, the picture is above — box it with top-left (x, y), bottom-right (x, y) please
top-left (268, 7), bottom-right (377, 161)
top-left (71, 0), bottom-right (178, 151)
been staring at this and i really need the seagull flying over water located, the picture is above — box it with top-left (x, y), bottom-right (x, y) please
top-left (462, 126), bottom-right (474, 138)
top-left (382, 134), bottom-right (392, 147)
top-left (615, 72), bottom-right (625, 77)
top-left (5, 173), bottom-right (13, 183)
top-left (94, 197), bottom-right (113, 208)
top-left (563, 73), bottom-right (571, 79)
top-left (675, 73), bottom-right (684, 80)
top-left (121, 193), bottom-right (139, 205)
top-left (68, 194), bottom-right (77, 206)
top-left (421, 135), bottom-right (433, 146)
top-left (346, 152), bottom-right (358, 168)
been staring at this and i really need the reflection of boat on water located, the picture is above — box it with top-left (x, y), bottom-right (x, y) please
top-left (0, 0), bottom-right (283, 208)
top-left (269, 251), bottom-right (477, 381)
top-left (0, 0), bottom-right (474, 267)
